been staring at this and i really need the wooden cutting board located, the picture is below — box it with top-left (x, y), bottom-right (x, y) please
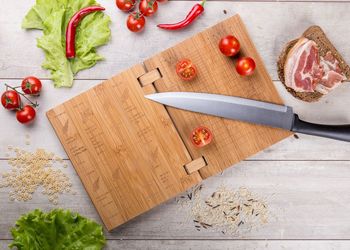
top-left (47, 15), bottom-right (291, 231)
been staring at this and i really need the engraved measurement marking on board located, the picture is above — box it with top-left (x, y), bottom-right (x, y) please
top-left (73, 101), bottom-right (107, 156)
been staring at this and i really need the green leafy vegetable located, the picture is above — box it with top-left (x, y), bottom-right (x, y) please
top-left (9, 209), bottom-right (106, 250)
top-left (22, 0), bottom-right (111, 88)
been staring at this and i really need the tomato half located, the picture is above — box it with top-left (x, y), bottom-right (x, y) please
top-left (176, 59), bottom-right (197, 81)
top-left (116, 0), bottom-right (136, 12)
top-left (16, 105), bottom-right (36, 124)
top-left (1, 90), bottom-right (21, 110)
top-left (139, 0), bottom-right (158, 17)
top-left (190, 126), bottom-right (213, 148)
top-left (235, 57), bottom-right (256, 76)
top-left (219, 35), bottom-right (240, 57)
top-left (127, 12), bottom-right (146, 32)
top-left (21, 76), bottom-right (42, 95)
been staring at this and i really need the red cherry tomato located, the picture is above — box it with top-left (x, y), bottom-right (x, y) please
top-left (176, 59), bottom-right (197, 81)
top-left (16, 105), bottom-right (36, 124)
top-left (116, 0), bottom-right (136, 12)
top-left (21, 76), bottom-right (42, 95)
top-left (127, 12), bottom-right (146, 32)
top-left (1, 90), bottom-right (21, 110)
top-left (139, 0), bottom-right (158, 17)
top-left (235, 57), bottom-right (256, 76)
top-left (190, 126), bottom-right (213, 148)
top-left (219, 35), bottom-right (240, 57)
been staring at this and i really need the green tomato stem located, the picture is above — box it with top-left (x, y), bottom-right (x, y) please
top-left (4, 84), bottom-right (39, 108)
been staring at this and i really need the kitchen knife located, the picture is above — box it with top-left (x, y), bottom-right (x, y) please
top-left (145, 92), bottom-right (350, 142)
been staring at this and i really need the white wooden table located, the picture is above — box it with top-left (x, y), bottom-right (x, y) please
top-left (1, 0), bottom-right (350, 249)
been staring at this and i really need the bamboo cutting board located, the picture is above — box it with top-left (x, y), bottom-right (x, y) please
top-left (47, 15), bottom-right (291, 231)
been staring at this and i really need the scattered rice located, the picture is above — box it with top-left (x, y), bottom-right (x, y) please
top-left (0, 147), bottom-right (74, 205)
top-left (177, 185), bottom-right (270, 236)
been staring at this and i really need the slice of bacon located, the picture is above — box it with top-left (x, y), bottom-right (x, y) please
top-left (284, 38), bottom-right (321, 92)
top-left (284, 38), bottom-right (345, 95)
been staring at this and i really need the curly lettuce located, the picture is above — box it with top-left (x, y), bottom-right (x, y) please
top-left (9, 209), bottom-right (106, 250)
top-left (22, 0), bottom-right (111, 87)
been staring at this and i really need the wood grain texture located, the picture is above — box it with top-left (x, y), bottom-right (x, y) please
top-left (2, 240), bottom-right (350, 250)
top-left (1, 0), bottom-right (350, 247)
top-left (2, 160), bottom-right (350, 240)
top-left (47, 15), bottom-right (292, 230)
top-left (0, 79), bottom-right (349, 163)
top-left (103, 240), bottom-right (350, 250)
top-left (47, 64), bottom-right (202, 231)
top-left (145, 15), bottom-right (291, 179)
top-left (2, 1), bottom-right (350, 82)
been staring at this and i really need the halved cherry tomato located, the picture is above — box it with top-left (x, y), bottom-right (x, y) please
top-left (219, 35), bottom-right (240, 57)
top-left (139, 0), bottom-right (158, 17)
top-left (21, 76), bottom-right (42, 95)
top-left (1, 90), bottom-right (21, 110)
top-left (176, 59), bottom-right (197, 81)
top-left (16, 105), bottom-right (36, 124)
top-left (116, 0), bottom-right (136, 12)
top-left (127, 12), bottom-right (146, 32)
top-left (190, 126), bottom-right (213, 148)
top-left (236, 57), bottom-right (256, 76)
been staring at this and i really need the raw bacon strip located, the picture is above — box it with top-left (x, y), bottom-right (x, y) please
top-left (284, 38), bottom-right (345, 95)
top-left (284, 38), bottom-right (321, 92)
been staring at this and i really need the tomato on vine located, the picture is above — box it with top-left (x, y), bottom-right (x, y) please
top-left (1, 90), bottom-right (21, 110)
top-left (21, 76), bottom-right (42, 95)
top-left (16, 105), bottom-right (36, 124)
top-left (139, 0), bottom-right (158, 17)
top-left (116, 0), bottom-right (136, 12)
top-left (127, 12), bottom-right (146, 32)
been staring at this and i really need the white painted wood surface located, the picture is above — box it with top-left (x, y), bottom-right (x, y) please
top-left (1, 0), bottom-right (350, 249)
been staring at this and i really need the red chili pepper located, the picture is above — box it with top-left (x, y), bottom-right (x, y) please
top-left (157, 0), bottom-right (206, 30)
top-left (66, 6), bottom-right (105, 59)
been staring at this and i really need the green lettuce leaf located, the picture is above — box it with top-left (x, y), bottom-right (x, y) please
top-left (9, 209), bottom-right (106, 250)
top-left (22, 0), bottom-right (111, 88)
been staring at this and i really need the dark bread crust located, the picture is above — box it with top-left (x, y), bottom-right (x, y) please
top-left (277, 26), bottom-right (350, 102)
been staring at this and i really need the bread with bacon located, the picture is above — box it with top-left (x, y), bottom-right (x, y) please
top-left (277, 26), bottom-right (350, 102)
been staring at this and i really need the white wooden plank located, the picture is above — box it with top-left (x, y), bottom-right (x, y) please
top-left (104, 240), bottom-right (350, 250)
top-left (1, 1), bottom-right (350, 81)
top-left (2, 160), bottom-right (350, 239)
top-left (0, 79), bottom-right (349, 161)
top-left (3, 239), bottom-right (350, 250)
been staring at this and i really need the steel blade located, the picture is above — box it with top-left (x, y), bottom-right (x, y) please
top-left (145, 92), bottom-right (294, 130)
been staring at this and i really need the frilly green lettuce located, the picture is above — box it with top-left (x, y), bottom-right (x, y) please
top-left (22, 0), bottom-right (111, 88)
top-left (9, 209), bottom-right (106, 250)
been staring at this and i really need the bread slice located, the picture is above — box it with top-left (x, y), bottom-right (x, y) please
top-left (277, 26), bottom-right (350, 102)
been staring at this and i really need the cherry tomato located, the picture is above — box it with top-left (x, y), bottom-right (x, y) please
top-left (127, 12), bottom-right (146, 32)
top-left (219, 35), bottom-right (240, 57)
top-left (235, 57), bottom-right (256, 76)
top-left (1, 90), bottom-right (21, 110)
top-left (21, 76), bottom-right (42, 95)
top-left (176, 59), bottom-right (197, 81)
top-left (116, 0), bottom-right (136, 12)
top-left (190, 126), bottom-right (213, 148)
top-left (139, 0), bottom-right (158, 17)
top-left (16, 105), bottom-right (36, 124)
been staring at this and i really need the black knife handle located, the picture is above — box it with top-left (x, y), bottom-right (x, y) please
top-left (291, 114), bottom-right (350, 142)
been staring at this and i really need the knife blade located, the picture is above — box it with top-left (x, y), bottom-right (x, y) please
top-left (145, 92), bottom-right (350, 142)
